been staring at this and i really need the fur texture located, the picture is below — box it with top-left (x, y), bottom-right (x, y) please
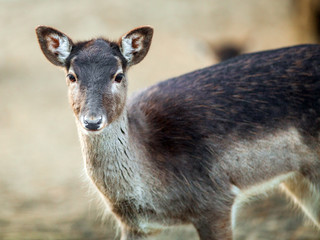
top-left (36, 26), bottom-right (320, 240)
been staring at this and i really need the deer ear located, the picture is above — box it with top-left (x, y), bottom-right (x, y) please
top-left (36, 26), bottom-right (73, 67)
top-left (119, 26), bottom-right (153, 66)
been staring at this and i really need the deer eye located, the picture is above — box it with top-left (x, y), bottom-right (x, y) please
top-left (67, 73), bottom-right (76, 82)
top-left (114, 73), bottom-right (124, 83)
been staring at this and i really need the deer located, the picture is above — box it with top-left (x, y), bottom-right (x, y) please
top-left (35, 25), bottom-right (320, 240)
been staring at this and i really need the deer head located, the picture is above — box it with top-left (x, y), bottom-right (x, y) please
top-left (36, 26), bottom-right (153, 132)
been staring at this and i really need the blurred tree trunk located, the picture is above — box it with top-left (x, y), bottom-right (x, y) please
top-left (292, 0), bottom-right (320, 42)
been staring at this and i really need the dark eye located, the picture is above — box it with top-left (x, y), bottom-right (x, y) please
top-left (114, 73), bottom-right (124, 83)
top-left (67, 73), bottom-right (76, 82)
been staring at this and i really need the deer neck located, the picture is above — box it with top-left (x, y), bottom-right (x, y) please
top-left (77, 110), bottom-right (144, 202)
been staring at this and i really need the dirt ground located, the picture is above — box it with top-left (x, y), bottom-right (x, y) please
top-left (1, 0), bottom-right (320, 239)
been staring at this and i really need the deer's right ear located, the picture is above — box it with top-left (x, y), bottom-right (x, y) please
top-left (36, 26), bottom-right (73, 67)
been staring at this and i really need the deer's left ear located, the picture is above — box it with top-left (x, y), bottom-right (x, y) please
top-left (119, 26), bottom-right (153, 66)
top-left (36, 26), bottom-right (73, 67)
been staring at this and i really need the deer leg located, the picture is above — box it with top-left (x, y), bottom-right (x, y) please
top-left (120, 226), bottom-right (148, 240)
top-left (120, 231), bottom-right (147, 240)
top-left (120, 224), bottom-right (162, 240)
top-left (280, 173), bottom-right (320, 229)
top-left (193, 211), bottom-right (233, 240)
top-left (193, 195), bottom-right (235, 240)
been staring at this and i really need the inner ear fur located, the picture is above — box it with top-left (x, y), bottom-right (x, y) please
top-left (36, 26), bottom-right (73, 67)
top-left (119, 26), bottom-right (154, 66)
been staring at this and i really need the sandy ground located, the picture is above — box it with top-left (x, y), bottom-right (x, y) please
top-left (0, 0), bottom-right (320, 239)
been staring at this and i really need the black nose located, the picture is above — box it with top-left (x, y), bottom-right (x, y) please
top-left (83, 115), bottom-right (103, 131)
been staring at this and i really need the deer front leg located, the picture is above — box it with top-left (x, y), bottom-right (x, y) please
top-left (193, 211), bottom-right (233, 240)
top-left (193, 194), bottom-right (235, 240)
top-left (120, 224), bottom-right (162, 240)
top-left (120, 226), bottom-right (148, 240)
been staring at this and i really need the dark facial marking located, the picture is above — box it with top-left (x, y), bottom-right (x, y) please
top-left (66, 39), bottom-right (128, 126)
top-left (118, 138), bottom-right (124, 145)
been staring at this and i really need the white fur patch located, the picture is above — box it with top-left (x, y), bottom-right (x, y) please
top-left (111, 78), bottom-right (121, 94)
top-left (77, 110), bottom-right (154, 211)
top-left (230, 184), bottom-right (241, 231)
top-left (121, 34), bottom-right (143, 62)
top-left (230, 184), bottom-right (241, 196)
top-left (138, 221), bottom-right (166, 233)
top-left (240, 173), bottom-right (295, 200)
top-left (231, 201), bottom-right (239, 231)
top-left (46, 34), bottom-right (71, 63)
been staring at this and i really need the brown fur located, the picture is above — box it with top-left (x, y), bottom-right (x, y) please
top-left (36, 26), bottom-right (320, 240)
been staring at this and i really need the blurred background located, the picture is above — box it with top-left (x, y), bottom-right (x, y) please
top-left (1, 0), bottom-right (320, 239)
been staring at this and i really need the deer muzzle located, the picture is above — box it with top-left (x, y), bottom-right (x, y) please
top-left (81, 114), bottom-right (106, 131)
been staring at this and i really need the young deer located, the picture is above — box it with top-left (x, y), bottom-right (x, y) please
top-left (36, 26), bottom-right (320, 240)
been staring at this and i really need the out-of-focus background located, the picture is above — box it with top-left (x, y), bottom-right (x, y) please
top-left (1, 0), bottom-right (320, 239)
